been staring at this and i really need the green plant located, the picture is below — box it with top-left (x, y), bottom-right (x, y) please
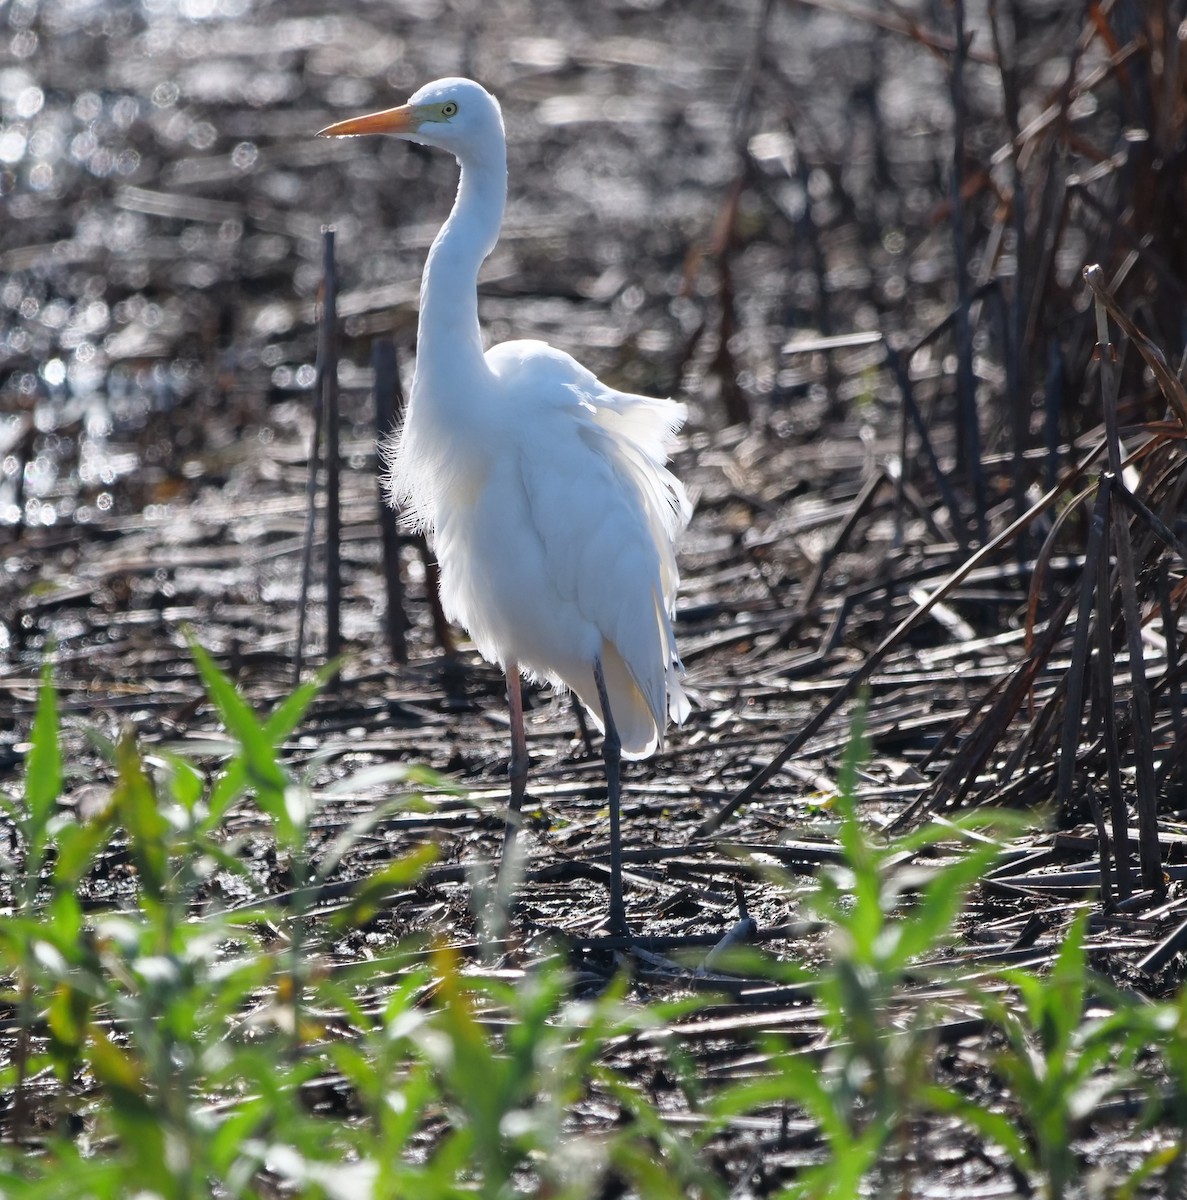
top-left (0, 649), bottom-right (708, 1199)
top-left (1072, 965), bottom-right (1187, 1199)
top-left (2, 657), bottom-right (1172, 1199)
top-left (0, 658), bottom-right (74, 1141)
top-left (0, 650), bottom-right (446, 1195)
top-left (329, 945), bottom-right (688, 1200)
top-left (967, 914), bottom-right (1144, 1200)
top-left (699, 703), bottom-right (1019, 1197)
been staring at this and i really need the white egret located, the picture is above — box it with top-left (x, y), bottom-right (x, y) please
top-left (319, 78), bottom-right (691, 934)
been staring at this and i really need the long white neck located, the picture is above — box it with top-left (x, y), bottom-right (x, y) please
top-left (413, 144), bottom-right (507, 400)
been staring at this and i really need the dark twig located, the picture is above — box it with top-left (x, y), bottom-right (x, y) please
top-left (1054, 480), bottom-right (1110, 819)
top-left (901, 583), bottom-right (1077, 825)
top-left (699, 447), bottom-right (1099, 837)
top-left (1158, 560), bottom-right (1184, 749)
top-left (886, 345), bottom-right (968, 551)
top-left (1087, 264), bottom-right (1162, 889)
top-left (796, 467), bottom-right (885, 615)
top-left (322, 229), bottom-right (342, 666)
top-left (294, 249), bottom-right (328, 686)
top-left (940, 0), bottom-right (987, 543)
top-left (1111, 483), bottom-right (1162, 890)
top-left (781, 0), bottom-right (997, 63)
top-left (1092, 491), bottom-right (1129, 902)
top-left (988, 0), bottom-right (1029, 525)
top-left (1112, 473), bottom-right (1187, 569)
top-left (1083, 261), bottom-right (1187, 430)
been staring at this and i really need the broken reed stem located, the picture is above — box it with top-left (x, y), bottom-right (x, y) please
top-left (944, 0), bottom-right (987, 542)
top-left (1093, 482), bottom-right (1130, 901)
top-left (322, 228), bottom-right (342, 667)
top-left (702, 445), bottom-right (1098, 837)
top-left (1082, 260), bottom-right (1187, 429)
top-left (1089, 265), bottom-right (1124, 482)
top-left (294, 250), bottom-right (328, 686)
top-left (1053, 478), bottom-right (1109, 818)
top-left (1085, 263), bottom-right (1162, 890)
top-left (1158, 560), bottom-right (1184, 748)
top-left (919, 583), bottom-right (1077, 820)
top-left (1112, 487), bottom-right (1162, 889)
top-left (886, 344), bottom-right (969, 552)
top-left (1113, 482), bottom-right (1187, 568)
top-left (796, 467), bottom-right (885, 615)
top-left (988, 0), bottom-right (1029, 526)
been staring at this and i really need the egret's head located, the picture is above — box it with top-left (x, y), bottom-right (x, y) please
top-left (317, 77), bottom-right (504, 164)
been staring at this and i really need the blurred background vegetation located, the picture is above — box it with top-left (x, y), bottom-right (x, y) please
top-left (5, 1), bottom-right (1187, 1196)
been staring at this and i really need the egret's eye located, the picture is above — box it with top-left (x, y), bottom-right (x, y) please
top-left (441, 101), bottom-right (458, 117)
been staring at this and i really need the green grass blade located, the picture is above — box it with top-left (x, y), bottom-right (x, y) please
top-left (262, 661), bottom-right (336, 743)
top-left (207, 759), bottom-right (249, 827)
top-left (24, 657), bottom-right (62, 865)
top-left (112, 726), bottom-right (169, 904)
top-left (890, 840), bottom-right (1006, 965)
top-left (327, 846), bottom-right (438, 930)
top-left (428, 945), bottom-right (507, 1165)
top-left (53, 812), bottom-right (113, 892)
top-left (923, 1083), bottom-right (1035, 1172)
top-left (189, 640), bottom-right (294, 836)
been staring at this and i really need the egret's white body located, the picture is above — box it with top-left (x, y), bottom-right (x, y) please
top-left (411, 337), bottom-right (689, 756)
top-left (320, 78), bottom-right (690, 931)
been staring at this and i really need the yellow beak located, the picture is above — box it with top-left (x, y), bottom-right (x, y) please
top-left (317, 104), bottom-right (420, 138)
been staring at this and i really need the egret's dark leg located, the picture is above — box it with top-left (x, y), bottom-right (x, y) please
top-left (502, 661), bottom-right (528, 859)
top-left (593, 657), bottom-right (627, 935)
